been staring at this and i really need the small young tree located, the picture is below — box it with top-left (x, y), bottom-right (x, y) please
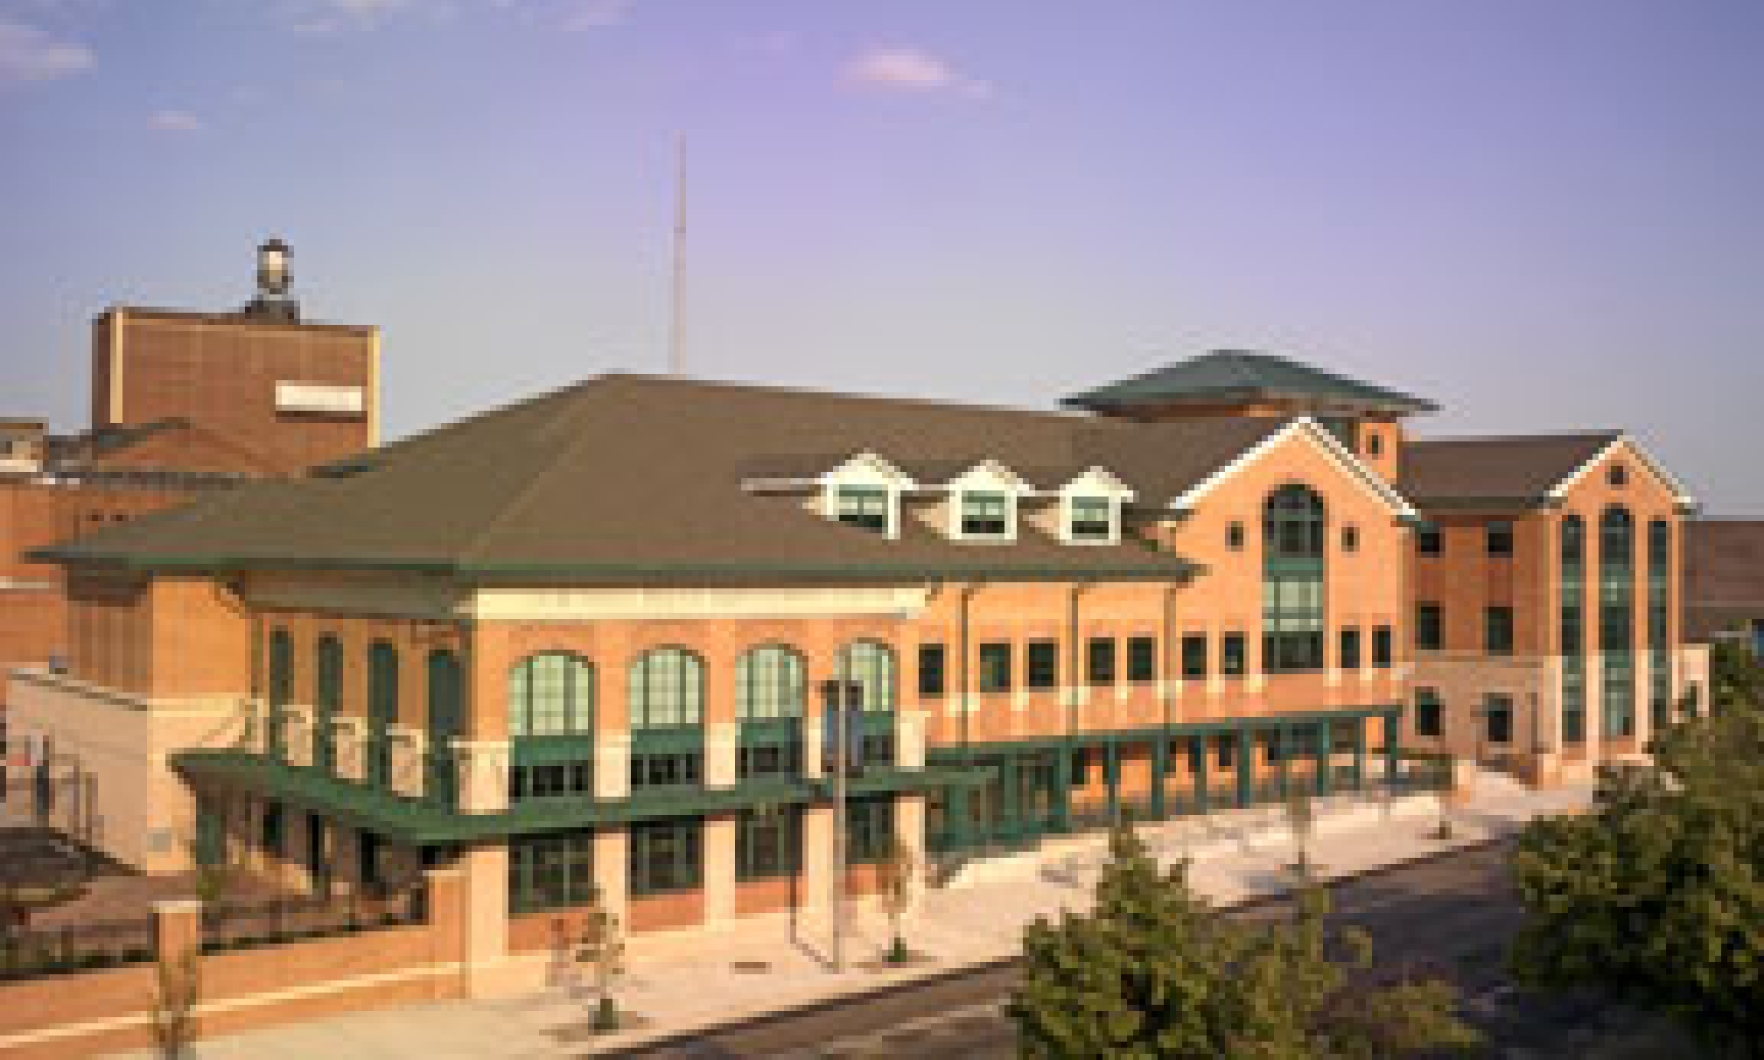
top-left (1284, 788), bottom-right (1317, 877)
top-left (876, 836), bottom-right (918, 964)
top-left (574, 886), bottom-right (626, 1033)
top-left (1009, 820), bottom-right (1479, 1058)
top-left (150, 949), bottom-right (201, 1060)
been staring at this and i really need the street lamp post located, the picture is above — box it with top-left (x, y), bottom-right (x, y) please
top-left (821, 678), bottom-right (862, 973)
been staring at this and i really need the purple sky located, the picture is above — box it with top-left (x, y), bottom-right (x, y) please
top-left (2, 1), bottom-right (1760, 513)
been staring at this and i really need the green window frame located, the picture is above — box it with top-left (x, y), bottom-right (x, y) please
top-left (837, 641), bottom-right (896, 713)
top-left (1068, 497), bottom-right (1112, 541)
top-left (736, 645), bottom-right (804, 721)
top-left (978, 642), bottom-right (1013, 694)
top-left (1221, 633), bottom-right (1247, 677)
top-left (366, 641), bottom-right (399, 789)
top-left (1086, 637), bottom-right (1116, 685)
top-left (508, 653), bottom-right (595, 803)
top-left (1263, 484), bottom-right (1326, 673)
top-left (509, 831), bottom-right (595, 914)
top-left (1561, 514), bottom-right (1587, 744)
top-left (1181, 634), bottom-right (1208, 678)
top-left (1339, 627), bottom-right (1361, 670)
top-left (836, 486), bottom-right (889, 533)
top-left (1600, 506), bottom-right (1635, 738)
top-left (1026, 640), bottom-right (1059, 689)
top-left (1485, 606), bottom-right (1515, 656)
top-left (1126, 636), bottom-right (1157, 683)
top-left (845, 796), bottom-right (895, 865)
top-left (960, 491), bottom-right (1010, 537)
top-left (737, 806), bottom-right (801, 880)
top-left (917, 644), bottom-right (946, 698)
top-left (630, 648), bottom-right (703, 728)
top-left (1415, 688), bottom-right (1443, 737)
top-left (266, 629), bottom-right (292, 761)
top-left (426, 649), bottom-right (463, 808)
top-left (630, 818), bottom-right (702, 896)
top-left (1416, 603), bottom-right (1443, 651)
top-left (314, 636), bottom-right (342, 774)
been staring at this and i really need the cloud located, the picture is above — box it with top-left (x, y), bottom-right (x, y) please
top-left (0, 17), bottom-right (93, 85)
top-left (559, 0), bottom-right (632, 31)
top-left (286, 0), bottom-right (420, 34)
top-left (843, 46), bottom-right (990, 99)
top-left (148, 109), bottom-right (206, 133)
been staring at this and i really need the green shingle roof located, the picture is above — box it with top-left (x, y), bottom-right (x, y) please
top-left (1063, 350), bottom-right (1438, 416)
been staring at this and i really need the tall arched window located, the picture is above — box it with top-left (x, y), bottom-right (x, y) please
top-left (1648, 519), bottom-right (1672, 731)
top-left (1600, 506), bottom-right (1635, 738)
top-left (367, 641), bottom-right (399, 788)
top-left (836, 641), bottom-right (897, 767)
top-left (1263, 484), bottom-right (1326, 672)
top-left (629, 648), bottom-right (705, 789)
top-left (267, 629), bottom-right (292, 761)
top-left (1559, 516), bottom-right (1586, 744)
top-left (737, 646), bottom-right (805, 780)
top-left (506, 652), bottom-right (594, 801)
top-left (427, 649), bottom-right (463, 807)
top-left (315, 636), bottom-right (342, 774)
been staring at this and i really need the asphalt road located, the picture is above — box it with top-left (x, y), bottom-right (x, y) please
top-left (610, 839), bottom-right (1701, 1059)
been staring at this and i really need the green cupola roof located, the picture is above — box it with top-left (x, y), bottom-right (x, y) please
top-left (1063, 350), bottom-right (1438, 417)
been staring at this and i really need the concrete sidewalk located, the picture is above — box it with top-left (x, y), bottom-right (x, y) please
top-left (109, 774), bottom-right (1591, 1059)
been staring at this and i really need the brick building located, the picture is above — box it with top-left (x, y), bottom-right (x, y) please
top-left (1684, 519), bottom-right (1764, 652)
top-left (5, 350), bottom-right (1706, 994)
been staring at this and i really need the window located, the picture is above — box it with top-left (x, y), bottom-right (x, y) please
top-left (1608, 464), bottom-right (1627, 487)
top-left (630, 750), bottom-right (701, 790)
top-left (1126, 636), bottom-right (1157, 683)
top-left (630, 648), bottom-right (703, 728)
top-left (1365, 432), bottom-right (1383, 457)
top-left (836, 486), bottom-right (889, 533)
top-left (1600, 506), bottom-right (1635, 738)
top-left (1086, 637), bottom-right (1117, 685)
top-left (1227, 522), bottom-right (1245, 551)
top-left (1484, 695), bottom-right (1513, 744)
top-left (1415, 689), bottom-right (1443, 737)
top-left (508, 653), bottom-right (596, 803)
top-left (1341, 525), bottom-right (1359, 552)
top-left (315, 636), bottom-right (342, 774)
top-left (1371, 626), bottom-right (1393, 668)
top-left (1214, 735), bottom-right (1235, 769)
top-left (737, 806), bottom-right (800, 880)
top-left (267, 629), bottom-right (292, 760)
top-left (509, 831), bottom-right (595, 913)
top-left (1416, 603), bottom-right (1443, 651)
top-left (960, 491), bottom-right (1009, 537)
top-left (1417, 523), bottom-right (1442, 556)
top-left (1486, 520), bottom-right (1515, 558)
top-left (1561, 515), bottom-right (1587, 743)
top-left (1181, 634), bottom-right (1208, 679)
top-left (261, 802), bottom-right (284, 856)
top-left (1485, 607), bottom-right (1515, 655)
top-left (836, 641), bottom-right (896, 712)
top-left (427, 650), bottom-right (463, 806)
top-left (736, 646), bottom-right (805, 721)
top-left (1339, 627), bottom-right (1361, 670)
top-left (358, 831), bottom-right (383, 888)
top-left (511, 761), bottom-right (593, 800)
top-left (1263, 484), bottom-right (1326, 672)
top-left (917, 644), bottom-right (946, 698)
top-left (1026, 640), bottom-right (1059, 689)
top-left (1068, 497), bottom-right (1113, 541)
top-left (1221, 633), bottom-right (1247, 677)
top-left (737, 740), bottom-right (801, 780)
top-left (366, 641), bottom-right (398, 788)
top-left (846, 797), bottom-right (894, 864)
top-left (978, 642), bottom-right (1013, 693)
top-left (630, 818), bottom-right (702, 896)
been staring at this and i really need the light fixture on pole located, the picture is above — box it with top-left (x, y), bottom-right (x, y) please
top-left (821, 677), bottom-right (863, 973)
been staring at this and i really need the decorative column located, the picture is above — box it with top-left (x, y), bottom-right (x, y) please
top-left (800, 805), bottom-right (834, 931)
top-left (451, 740), bottom-right (510, 814)
top-left (702, 815), bottom-right (737, 925)
top-left (387, 724), bottom-right (426, 799)
top-left (332, 716), bottom-right (367, 782)
top-left (704, 722), bottom-right (738, 789)
top-left (458, 844), bottom-right (509, 997)
top-left (592, 828), bottom-right (629, 939)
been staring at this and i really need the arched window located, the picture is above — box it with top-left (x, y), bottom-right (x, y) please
top-left (1263, 484), bottom-right (1326, 672)
top-left (508, 653), bottom-right (594, 736)
top-left (1559, 516), bottom-right (1586, 744)
top-left (737, 646), bottom-right (805, 721)
top-left (507, 653), bottom-right (594, 802)
top-left (836, 641), bottom-right (896, 713)
top-left (367, 641), bottom-right (399, 787)
top-left (628, 648), bottom-right (704, 729)
top-left (427, 649), bottom-right (463, 807)
top-left (267, 629), bottom-right (292, 761)
top-left (315, 636), bottom-right (342, 773)
top-left (1599, 506), bottom-right (1634, 738)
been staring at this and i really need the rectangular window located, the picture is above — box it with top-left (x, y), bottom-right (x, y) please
top-left (510, 760), bottom-right (594, 802)
top-left (1026, 640), bottom-right (1059, 690)
top-left (509, 831), bottom-right (595, 914)
top-left (1221, 633), bottom-right (1247, 677)
top-left (978, 642), bottom-right (1013, 693)
top-left (1561, 604), bottom-right (1583, 654)
top-left (1214, 735), bottom-right (1235, 769)
top-left (1339, 627), bottom-right (1362, 670)
top-left (1417, 522), bottom-right (1443, 556)
top-left (737, 739), bottom-right (802, 780)
top-left (1086, 637), bottom-right (1117, 685)
top-left (1415, 688), bottom-right (1443, 738)
top-left (1485, 606), bottom-right (1515, 656)
top-left (1372, 626), bottom-right (1394, 668)
top-left (1069, 497), bottom-right (1113, 541)
top-left (736, 807), bottom-right (800, 881)
top-left (1486, 520), bottom-right (1515, 558)
top-left (960, 492), bottom-right (1009, 537)
top-left (1126, 636), bottom-right (1157, 683)
top-left (630, 818), bottom-right (702, 896)
top-left (1416, 603), bottom-right (1443, 651)
top-left (846, 796), bottom-right (895, 865)
top-left (836, 486), bottom-right (889, 533)
top-left (1181, 634), bottom-right (1208, 678)
top-left (1484, 695), bottom-right (1514, 744)
top-left (630, 751), bottom-right (702, 791)
top-left (917, 644), bottom-right (946, 698)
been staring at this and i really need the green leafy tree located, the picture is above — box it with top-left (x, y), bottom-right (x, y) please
top-left (1510, 644), bottom-right (1764, 1054)
top-left (150, 949), bottom-right (202, 1059)
top-left (1008, 822), bottom-right (1478, 1058)
top-left (574, 886), bottom-right (626, 1032)
top-left (877, 836), bottom-right (919, 964)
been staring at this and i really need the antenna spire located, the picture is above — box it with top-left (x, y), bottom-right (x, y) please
top-left (669, 134), bottom-right (687, 377)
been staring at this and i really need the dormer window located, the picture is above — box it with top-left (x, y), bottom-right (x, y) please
top-left (836, 486), bottom-right (890, 533)
top-left (1069, 497), bottom-right (1114, 542)
top-left (960, 492), bottom-right (1010, 537)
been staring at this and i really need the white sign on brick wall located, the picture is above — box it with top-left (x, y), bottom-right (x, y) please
top-left (276, 381), bottom-right (365, 416)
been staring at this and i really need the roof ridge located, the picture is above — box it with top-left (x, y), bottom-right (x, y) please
top-left (1411, 429), bottom-right (1621, 444)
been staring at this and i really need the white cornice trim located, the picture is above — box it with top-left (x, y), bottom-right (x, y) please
top-left (1546, 434), bottom-right (1697, 508)
top-left (1169, 417), bottom-right (1418, 520)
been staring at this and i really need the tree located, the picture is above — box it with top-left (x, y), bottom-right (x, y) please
top-left (1008, 821), bottom-right (1479, 1058)
top-left (876, 836), bottom-right (919, 964)
top-left (1510, 644), bottom-right (1764, 1054)
top-left (150, 949), bottom-right (201, 1059)
top-left (574, 886), bottom-right (626, 1032)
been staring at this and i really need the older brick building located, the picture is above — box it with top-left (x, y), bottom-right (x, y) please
top-left (5, 351), bottom-right (1706, 993)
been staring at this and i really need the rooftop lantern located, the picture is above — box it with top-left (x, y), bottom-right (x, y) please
top-left (243, 237), bottom-right (300, 322)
